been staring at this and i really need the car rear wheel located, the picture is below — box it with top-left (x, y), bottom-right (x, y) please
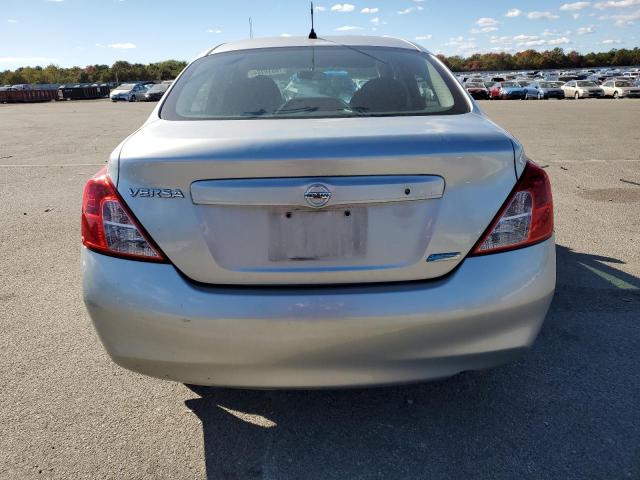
top-left (130, 95), bottom-right (137, 102)
top-left (574, 92), bottom-right (580, 100)
top-left (613, 91), bottom-right (619, 99)
top-left (538, 92), bottom-right (544, 100)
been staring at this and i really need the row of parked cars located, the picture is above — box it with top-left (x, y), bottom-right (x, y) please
top-left (109, 81), bottom-right (172, 102)
top-left (464, 78), bottom-right (640, 100)
top-left (0, 80), bottom-right (173, 103)
top-left (459, 67), bottom-right (640, 100)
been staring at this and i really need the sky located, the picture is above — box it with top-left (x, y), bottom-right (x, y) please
top-left (1, 0), bottom-right (639, 69)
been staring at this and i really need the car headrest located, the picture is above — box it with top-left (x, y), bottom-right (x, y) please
top-left (217, 75), bottom-right (283, 116)
top-left (350, 77), bottom-right (408, 113)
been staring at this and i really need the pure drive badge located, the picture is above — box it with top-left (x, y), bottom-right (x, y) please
top-left (129, 187), bottom-right (185, 199)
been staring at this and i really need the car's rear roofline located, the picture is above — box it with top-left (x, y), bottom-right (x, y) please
top-left (203, 36), bottom-right (428, 57)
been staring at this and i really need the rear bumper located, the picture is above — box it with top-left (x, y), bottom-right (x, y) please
top-left (82, 238), bottom-right (556, 388)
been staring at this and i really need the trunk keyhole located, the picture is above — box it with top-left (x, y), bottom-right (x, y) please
top-left (404, 188), bottom-right (411, 195)
top-left (344, 210), bottom-right (351, 217)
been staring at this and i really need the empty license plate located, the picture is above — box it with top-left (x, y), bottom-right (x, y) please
top-left (268, 208), bottom-right (367, 261)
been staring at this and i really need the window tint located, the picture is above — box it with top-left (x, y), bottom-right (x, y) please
top-left (161, 46), bottom-right (468, 120)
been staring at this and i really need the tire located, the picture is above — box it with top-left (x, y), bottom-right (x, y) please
top-left (613, 91), bottom-right (619, 99)
top-left (130, 95), bottom-right (137, 102)
top-left (538, 92), bottom-right (544, 100)
top-left (574, 92), bottom-right (580, 100)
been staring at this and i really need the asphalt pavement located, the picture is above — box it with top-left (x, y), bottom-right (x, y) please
top-left (0, 98), bottom-right (638, 479)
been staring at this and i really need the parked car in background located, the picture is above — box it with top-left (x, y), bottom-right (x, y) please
top-left (601, 79), bottom-right (640, 99)
top-left (81, 35), bottom-right (555, 388)
top-left (143, 82), bottom-right (172, 102)
top-left (110, 83), bottom-right (149, 102)
top-left (464, 80), bottom-right (489, 99)
top-left (489, 81), bottom-right (526, 100)
top-left (562, 80), bottom-right (603, 99)
top-left (524, 81), bottom-right (565, 100)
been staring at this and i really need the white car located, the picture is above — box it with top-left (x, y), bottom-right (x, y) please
top-left (601, 79), bottom-right (640, 99)
top-left (562, 81), bottom-right (604, 99)
top-left (110, 83), bottom-right (149, 102)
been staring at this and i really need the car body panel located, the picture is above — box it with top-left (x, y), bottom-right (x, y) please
top-left (115, 113), bottom-right (518, 285)
top-left (82, 237), bottom-right (555, 388)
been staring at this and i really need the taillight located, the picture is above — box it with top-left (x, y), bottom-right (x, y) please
top-left (81, 167), bottom-right (166, 262)
top-left (471, 161), bottom-right (553, 255)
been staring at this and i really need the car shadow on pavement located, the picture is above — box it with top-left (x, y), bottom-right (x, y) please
top-left (184, 244), bottom-right (639, 480)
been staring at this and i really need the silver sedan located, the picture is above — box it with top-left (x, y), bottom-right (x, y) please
top-left (82, 36), bottom-right (556, 388)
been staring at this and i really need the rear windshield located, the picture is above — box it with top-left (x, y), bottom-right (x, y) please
top-left (161, 46), bottom-right (469, 120)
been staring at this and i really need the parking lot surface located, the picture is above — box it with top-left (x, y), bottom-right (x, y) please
top-left (1, 99), bottom-right (639, 479)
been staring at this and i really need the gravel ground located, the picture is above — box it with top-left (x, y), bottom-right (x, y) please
top-left (0, 98), bottom-right (638, 480)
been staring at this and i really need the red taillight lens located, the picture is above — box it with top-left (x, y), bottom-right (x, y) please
top-left (81, 167), bottom-right (166, 262)
top-left (471, 161), bottom-right (553, 255)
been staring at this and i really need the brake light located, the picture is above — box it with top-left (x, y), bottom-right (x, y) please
top-left (471, 161), bottom-right (553, 255)
top-left (81, 167), bottom-right (166, 262)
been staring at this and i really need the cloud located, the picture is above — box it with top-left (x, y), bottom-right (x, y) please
top-left (597, 8), bottom-right (640, 23)
top-left (576, 25), bottom-right (596, 33)
top-left (602, 38), bottom-right (622, 43)
top-left (471, 26), bottom-right (499, 33)
top-left (315, 6), bottom-right (326, 11)
top-left (335, 25), bottom-right (363, 30)
top-left (547, 36), bottom-right (571, 45)
top-left (280, 33), bottom-right (292, 37)
top-left (7, 19), bottom-right (18, 22)
top-left (528, 11), bottom-right (560, 19)
top-left (594, 0), bottom-right (640, 8)
top-left (45, 0), bottom-right (64, 2)
top-left (489, 34), bottom-right (572, 48)
top-left (415, 35), bottom-right (432, 40)
top-left (107, 42), bottom-right (136, 49)
top-left (505, 9), bottom-right (522, 17)
top-left (206, 29), bottom-right (222, 34)
top-left (475, 17), bottom-right (500, 27)
top-left (397, 7), bottom-right (415, 14)
top-left (560, 2), bottom-right (591, 10)
top-left (360, 7), bottom-right (378, 13)
top-left (331, 3), bottom-right (355, 12)
top-left (370, 16), bottom-right (379, 24)
top-left (443, 36), bottom-right (477, 52)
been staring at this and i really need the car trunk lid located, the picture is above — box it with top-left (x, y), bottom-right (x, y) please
top-left (116, 114), bottom-right (517, 285)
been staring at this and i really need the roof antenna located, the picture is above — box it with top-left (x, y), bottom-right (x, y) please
top-left (249, 17), bottom-right (254, 39)
top-left (308, 2), bottom-right (317, 39)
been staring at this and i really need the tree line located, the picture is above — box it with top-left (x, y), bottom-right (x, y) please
top-left (1, 48), bottom-right (639, 85)
top-left (437, 47), bottom-right (640, 73)
top-left (0, 60), bottom-right (188, 86)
